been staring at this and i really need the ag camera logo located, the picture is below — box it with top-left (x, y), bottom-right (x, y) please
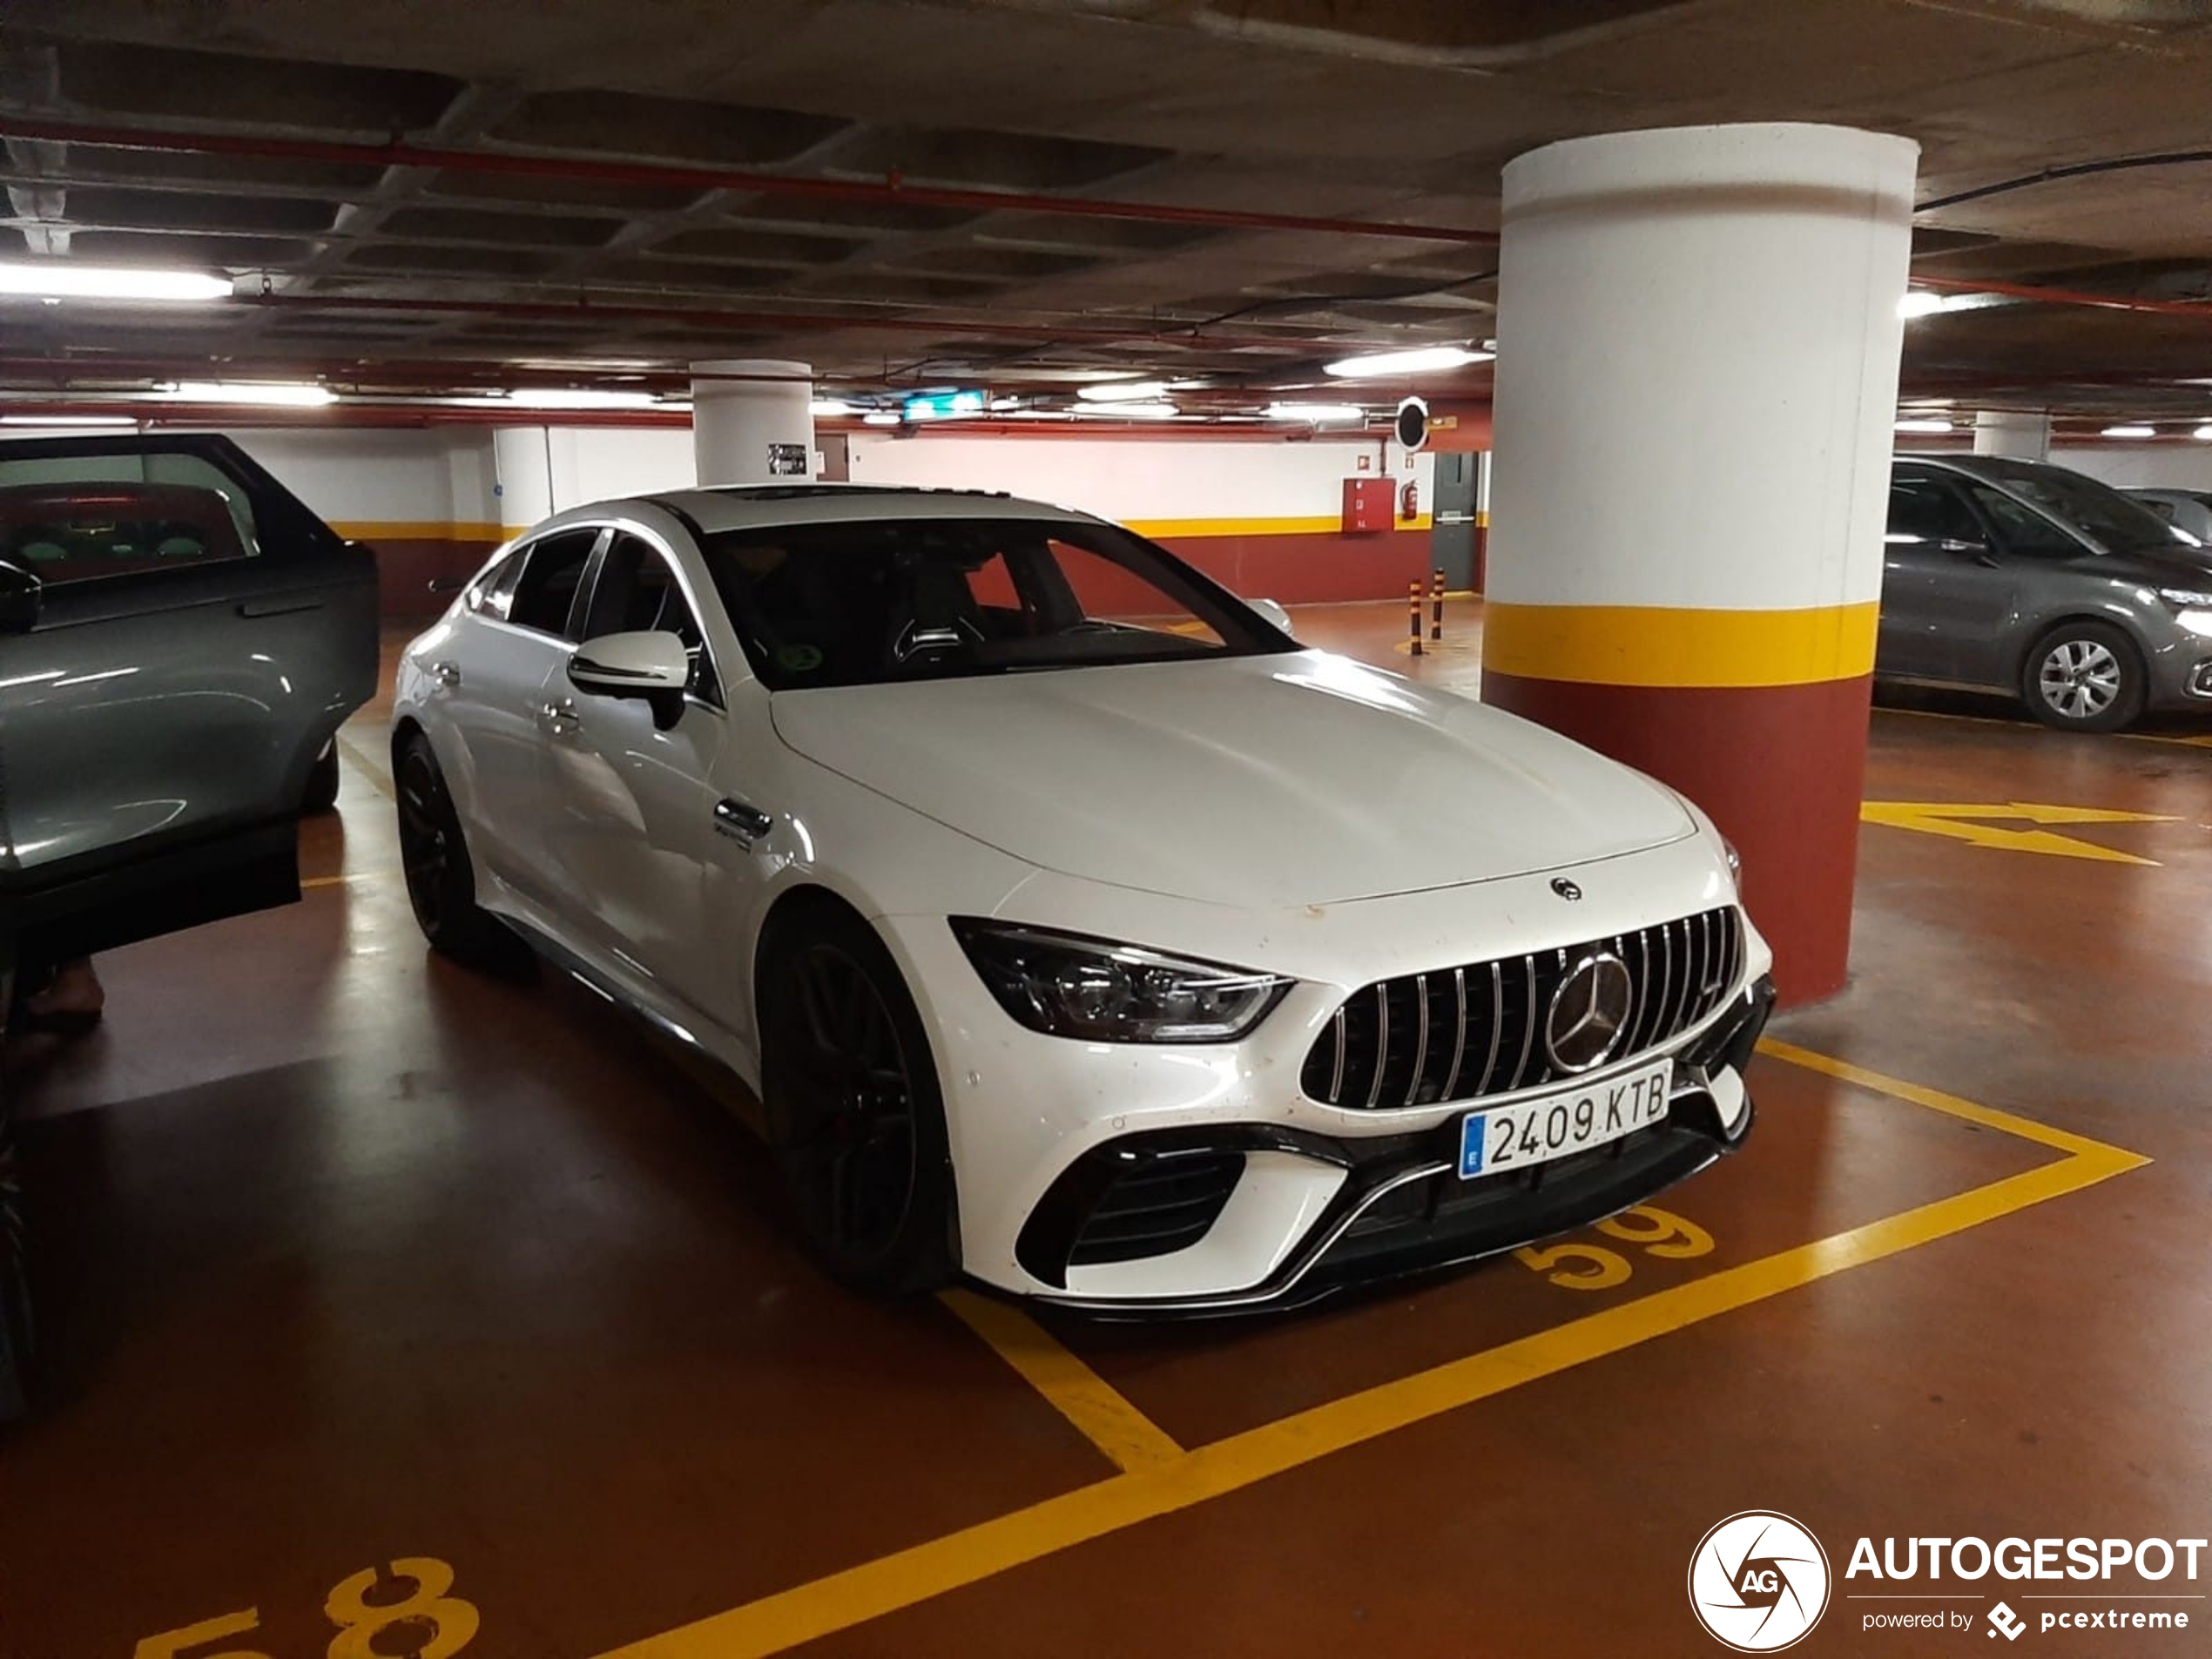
top-left (1690, 1511), bottom-right (1832, 1651)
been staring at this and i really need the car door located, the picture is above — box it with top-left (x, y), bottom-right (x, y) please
top-left (0, 436), bottom-right (377, 961)
top-left (538, 526), bottom-right (732, 1016)
top-left (1943, 479), bottom-right (2093, 686)
top-left (1880, 469), bottom-right (1987, 681)
top-left (434, 524), bottom-right (604, 907)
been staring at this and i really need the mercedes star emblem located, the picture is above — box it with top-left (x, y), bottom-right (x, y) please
top-left (1545, 953), bottom-right (1635, 1073)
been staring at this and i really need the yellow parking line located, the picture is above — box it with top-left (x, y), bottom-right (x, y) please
top-left (1876, 704), bottom-right (2212, 748)
top-left (301, 870), bottom-right (394, 891)
top-left (938, 1289), bottom-right (1184, 1474)
top-left (1755, 1037), bottom-right (2128, 1159)
top-left (592, 1049), bottom-right (2150, 1659)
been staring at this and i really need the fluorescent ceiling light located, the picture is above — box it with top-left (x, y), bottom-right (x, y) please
top-left (2101, 423), bottom-right (2156, 439)
top-left (1324, 344), bottom-right (1493, 379)
top-left (171, 381), bottom-right (336, 407)
top-left (0, 414), bottom-right (135, 427)
top-left (861, 411), bottom-right (901, 427)
top-left (988, 395), bottom-right (1022, 412)
top-left (809, 398), bottom-right (856, 416)
top-left (0, 260), bottom-right (232, 302)
top-left (1075, 400), bottom-right (1178, 420)
top-left (1897, 291), bottom-right (1947, 319)
top-left (504, 388), bottom-right (660, 410)
top-left (2193, 424), bottom-right (2212, 442)
top-left (1267, 401), bottom-right (1366, 424)
top-left (1077, 379), bottom-right (1170, 403)
top-left (1892, 417), bottom-right (1954, 434)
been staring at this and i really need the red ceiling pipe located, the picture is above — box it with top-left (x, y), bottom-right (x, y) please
top-left (1914, 273), bottom-right (2212, 320)
top-left (236, 289), bottom-right (1251, 347)
top-left (0, 116), bottom-right (1498, 246)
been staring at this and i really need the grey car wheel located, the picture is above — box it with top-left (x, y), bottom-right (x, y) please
top-left (2022, 621), bottom-right (2145, 732)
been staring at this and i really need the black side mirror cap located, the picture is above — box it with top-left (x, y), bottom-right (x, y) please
top-left (0, 557), bottom-right (41, 633)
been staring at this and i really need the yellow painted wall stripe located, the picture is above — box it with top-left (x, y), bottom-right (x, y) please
top-left (329, 519), bottom-right (505, 542)
top-left (1482, 599), bottom-right (1878, 689)
top-left (939, 1290), bottom-right (1184, 1474)
top-left (592, 1049), bottom-right (2148, 1659)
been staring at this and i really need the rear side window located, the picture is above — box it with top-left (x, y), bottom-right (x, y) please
top-left (0, 453), bottom-right (260, 586)
top-left (1961, 484), bottom-right (2080, 558)
top-left (507, 529), bottom-right (600, 636)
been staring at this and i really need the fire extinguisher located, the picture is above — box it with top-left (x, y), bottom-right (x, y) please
top-left (1399, 479), bottom-right (1420, 521)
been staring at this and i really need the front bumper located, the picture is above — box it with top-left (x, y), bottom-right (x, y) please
top-left (1020, 975), bottom-right (1772, 1316)
top-left (879, 833), bottom-right (1773, 1312)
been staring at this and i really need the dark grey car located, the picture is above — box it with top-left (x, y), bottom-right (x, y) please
top-left (1881, 455), bottom-right (2212, 731)
top-left (0, 432), bottom-right (379, 1419)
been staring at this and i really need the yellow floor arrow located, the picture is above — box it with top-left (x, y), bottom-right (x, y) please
top-left (1860, 800), bottom-right (2181, 865)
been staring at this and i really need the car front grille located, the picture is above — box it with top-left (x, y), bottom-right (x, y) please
top-left (1299, 907), bottom-right (1743, 1111)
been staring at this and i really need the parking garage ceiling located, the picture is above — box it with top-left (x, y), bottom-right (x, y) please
top-left (3, 0), bottom-right (2212, 427)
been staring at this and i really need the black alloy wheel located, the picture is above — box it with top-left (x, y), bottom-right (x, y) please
top-left (761, 916), bottom-right (954, 1294)
top-left (395, 735), bottom-right (526, 970)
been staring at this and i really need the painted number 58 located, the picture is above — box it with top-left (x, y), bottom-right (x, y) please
top-left (133, 1556), bottom-right (478, 1659)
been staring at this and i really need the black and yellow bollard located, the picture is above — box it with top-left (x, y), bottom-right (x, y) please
top-left (1430, 568), bottom-right (1446, 641)
top-left (1408, 582), bottom-right (1423, 657)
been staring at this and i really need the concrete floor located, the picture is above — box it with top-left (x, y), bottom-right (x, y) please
top-left (3, 601), bottom-right (2208, 1657)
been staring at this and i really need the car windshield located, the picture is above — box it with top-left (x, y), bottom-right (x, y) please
top-left (1973, 460), bottom-right (2192, 552)
top-left (700, 515), bottom-right (1291, 689)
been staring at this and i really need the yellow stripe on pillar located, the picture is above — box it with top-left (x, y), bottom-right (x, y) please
top-left (1481, 600), bottom-right (1879, 689)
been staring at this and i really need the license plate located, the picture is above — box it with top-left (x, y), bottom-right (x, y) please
top-left (1459, 1059), bottom-right (1673, 1179)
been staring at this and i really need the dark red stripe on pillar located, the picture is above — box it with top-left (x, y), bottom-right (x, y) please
top-left (1482, 670), bottom-right (1875, 1005)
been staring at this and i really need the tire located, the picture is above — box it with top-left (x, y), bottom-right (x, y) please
top-left (301, 741), bottom-right (341, 813)
top-left (1, 1049), bottom-right (32, 1424)
top-left (758, 907), bottom-right (955, 1295)
top-left (394, 733), bottom-right (529, 972)
top-left (2020, 621), bottom-right (2147, 732)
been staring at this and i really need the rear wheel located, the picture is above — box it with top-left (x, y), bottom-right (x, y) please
top-left (759, 910), bottom-right (954, 1294)
top-left (300, 741), bottom-right (341, 813)
top-left (2021, 621), bottom-right (2146, 732)
top-left (395, 734), bottom-right (528, 971)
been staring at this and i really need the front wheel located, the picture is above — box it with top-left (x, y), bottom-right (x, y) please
top-left (759, 911), bottom-right (954, 1295)
top-left (395, 734), bottom-right (529, 972)
top-left (2021, 622), bottom-right (2146, 732)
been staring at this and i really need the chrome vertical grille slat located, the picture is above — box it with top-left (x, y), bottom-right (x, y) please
top-left (1298, 905), bottom-right (1749, 1109)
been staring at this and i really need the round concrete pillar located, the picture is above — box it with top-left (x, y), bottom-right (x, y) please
top-left (691, 360), bottom-right (814, 486)
top-left (1481, 124), bottom-right (1919, 1004)
top-left (491, 425), bottom-right (555, 534)
top-left (1973, 408), bottom-right (2051, 460)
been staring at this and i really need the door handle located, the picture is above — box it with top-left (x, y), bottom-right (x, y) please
top-left (713, 798), bottom-right (773, 846)
top-left (429, 660), bottom-right (462, 688)
top-left (539, 698), bottom-right (581, 736)
top-left (237, 596), bottom-right (325, 619)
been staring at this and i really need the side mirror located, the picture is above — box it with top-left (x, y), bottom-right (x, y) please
top-left (569, 630), bottom-right (691, 727)
top-left (0, 558), bottom-right (42, 634)
top-left (1250, 597), bottom-right (1294, 637)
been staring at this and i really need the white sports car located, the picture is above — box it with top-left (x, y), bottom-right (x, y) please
top-left (393, 486), bottom-right (1773, 1312)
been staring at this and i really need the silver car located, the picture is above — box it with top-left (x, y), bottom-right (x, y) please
top-left (1882, 455), bottom-right (2212, 731)
top-left (0, 433), bottom-right (379, 1418)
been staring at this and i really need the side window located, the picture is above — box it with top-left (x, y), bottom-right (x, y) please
top-left (1885, 476), bottom-right (1982, 547)
top-left (583, 531), bottom-right (718, 703)
top-left (0, 455), bottom-right (256, 586)
top-left (507, 529), bottom-right (601, 636)
top-left (2137, 497), bottom-right (2177, 523)
top-left (1961, 484), bottom-right (2080, 557)
top-left (465, 550), bottom-right (526, 621)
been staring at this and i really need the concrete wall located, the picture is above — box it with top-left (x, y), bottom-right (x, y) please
top-left (2050, 443), bottom-right (2212, 491)
top-left (52, 421), bottom-right (1447, 617)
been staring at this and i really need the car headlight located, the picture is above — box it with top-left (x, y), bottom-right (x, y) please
top-left (952, 920), bottom-right (1291, 1042)
top-left (1722, 835), bottom-right (1743, 890)
top-left (2159, 587), bottom-right (2212, 609)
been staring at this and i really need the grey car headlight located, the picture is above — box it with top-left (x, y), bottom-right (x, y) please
top-left (952, 920), bottom-right (1291, 1042)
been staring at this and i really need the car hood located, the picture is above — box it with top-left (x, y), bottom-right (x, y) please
top-left (2105, 543), bottom-right (2212, 586)
top-left (768, 651), bottom-right (1694, 907)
